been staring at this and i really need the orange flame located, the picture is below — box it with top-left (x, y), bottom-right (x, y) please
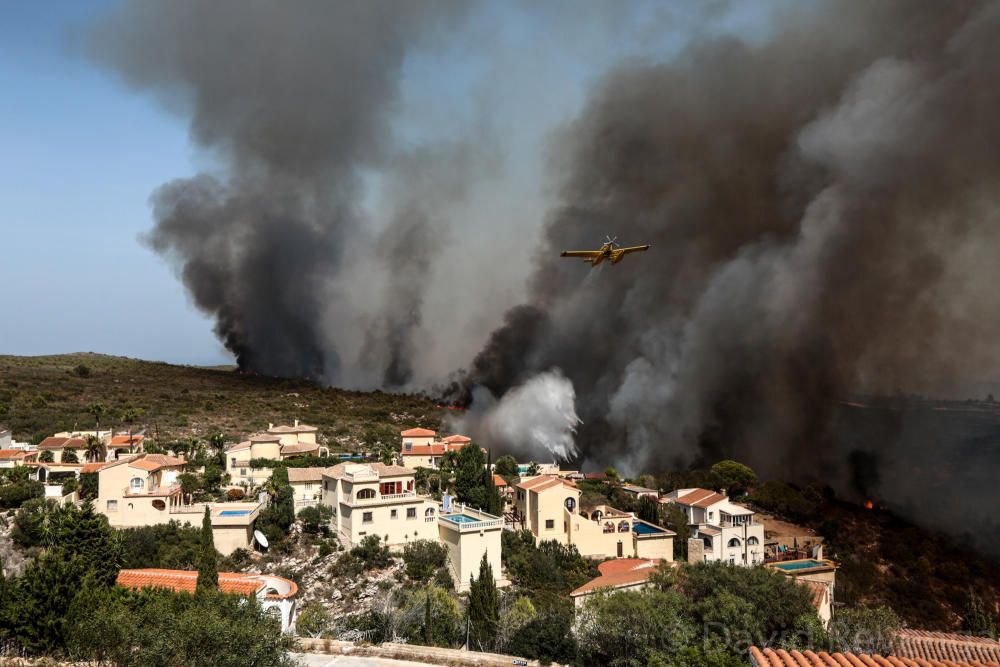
top-left (864, 500), bottom-right (874, 510)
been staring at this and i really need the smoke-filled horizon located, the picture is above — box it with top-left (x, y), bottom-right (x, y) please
top-left (91, 1), bottom-right (1000, 552)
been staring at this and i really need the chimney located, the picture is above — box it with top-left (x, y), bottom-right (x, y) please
top-left (294, 419), bottom-right (299, 427)
top-left (268, 422), bottom-right (273, 430)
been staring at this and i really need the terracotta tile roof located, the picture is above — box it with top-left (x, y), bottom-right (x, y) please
top-left (516, 474), bottom-right (577, 492)
top-left (894, 629), bottom-right (1000, 664)
top-left (583, 472), bottom-right (607, 480)
top-left (128, 454), bottom-right (185, 472)
top-left (400, 428), bottom-right (436, 437)
top-left (0, 449), bottom-right (34, 460)
top-left (674, 488), bottom-right (727, 508)
top-left (323, 462), bottom-right (413, 480)
top-left (249, 433), bottom-right (282, 443)
top-left (226, 440), bottom-right (251, 452)
top-left (748, 646), bottom-right (1000, 666)
top-left (287, 467), bottom-right (326, 483)
top-left (38, 437), bottom-right (86, 450)
top-left (110, 435), bottom-right (144, 445)
top-left (117, 568), bottom-right (261, 597)
top-left (80, 462), bottom-right (107, 473)
top-left (440, 434), bottom-right (471, 444)
top-left (279, 442), bottom-right (319, 455)
top-left (798, 580), bottom-right (829, 614)
top-left (493, 474), bottom-right (508, 487)
top-left (621, 484), bottom-right (658, 495)
top-left (570, 559), bottom-right (665, 597)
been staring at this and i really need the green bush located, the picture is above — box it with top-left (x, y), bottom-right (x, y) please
top-left (350, 535), bottom-right (392, 571)
top-left (297, 504), bottom-right (334, 536)
top-left (402, 540), bottom-right (449, 582)
top-left (0, 479), bottom-right (44, 509)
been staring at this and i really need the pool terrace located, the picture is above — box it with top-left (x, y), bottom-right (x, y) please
top-left (438, 502), bottom-right (503, 533)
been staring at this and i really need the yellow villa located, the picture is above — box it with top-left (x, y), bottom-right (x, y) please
top-left (225, 420), bottom-right (326, 487)
top-left (319, 462), bottom-right (505, 592)
top-left (96, 453), bottom-right (261, 554)
top-left (513, 475), bottom-right (675, 561)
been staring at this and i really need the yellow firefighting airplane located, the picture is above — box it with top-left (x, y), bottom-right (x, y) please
top-left (560, 236), bottom-right (651, 266)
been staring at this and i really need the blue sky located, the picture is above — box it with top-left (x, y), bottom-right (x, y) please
top-left (0, 1), bottom-right (783, 368)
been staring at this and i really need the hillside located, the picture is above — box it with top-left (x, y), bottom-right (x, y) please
top-left (0, 353), bottom-right (443, 447)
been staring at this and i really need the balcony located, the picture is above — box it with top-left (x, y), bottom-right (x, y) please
top-left (124, 482), bottom-right (181, 497)
top-left (438, 502), bottom-right (504, 533)
top-left (350, 491), bottom-right (419, 506)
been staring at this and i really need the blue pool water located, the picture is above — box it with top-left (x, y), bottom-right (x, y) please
top-left (443, 514), bottom-right (480, 524)
top-left (219, 510), bottom-right (252, 517)
top-left (632, 522), bottom-right (666, 535)
top-left (772, 559), bottom-right (826, 571)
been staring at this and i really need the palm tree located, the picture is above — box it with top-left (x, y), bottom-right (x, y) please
top-left (88, 403), bottom-right (107, 438)
top-left (208, 433), bottom-right (225, 455)
top-left (84, 434), bottom-right (104, 463)
top-left (121, 407), bottom-right (143, 451)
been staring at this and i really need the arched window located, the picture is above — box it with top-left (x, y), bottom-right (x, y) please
top-left (356, 488), bottom-right (376, 500)
top-left (564, 497), bottom-right (576, 512)
top-left (747, 536), bottom-right (759, 546)
top-left (727, 538), bottom-right (741, 548)
top-left (579, 511), bottom-right (589, 520)
top-left (130, 477), bottom-right (144, 491)
top-left (604, 522), bottom-right (615, 534)
top-left (618, 520), bottom-right (630, 533)
top-left (152, 499), bottom-right (166, 511)
top-left (592, 510), bottom-right (603, 522)
top-left (425, 507), bottom-right (435, 517)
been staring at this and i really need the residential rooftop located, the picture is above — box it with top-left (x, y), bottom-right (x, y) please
top-left (894, 629), bottom-right (1000, 664)
top-left (570, 559), bottom-right (666, 597)
top-left (749, 646), bottom-right (997, 667)
top-left (400, 427), bottom-right (436, 437)
top-left (116, 568), bottom-right (297, 600)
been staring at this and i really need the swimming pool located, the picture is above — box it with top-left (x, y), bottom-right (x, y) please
top-left (442, 514), bottom-right (480, 524)
top-left (632, 522), bottom-right (666, 535)
top-left (772, 559), bottom-right (826, 571)
top-left (219, 510), bottom-right (252, 517)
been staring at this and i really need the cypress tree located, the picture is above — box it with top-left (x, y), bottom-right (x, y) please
top-left (468, 553), bottom-right (499, 651)
top-left (423, 587), bottom-right (432, 646)
top-left (196, 506), bottom-right (218, 593)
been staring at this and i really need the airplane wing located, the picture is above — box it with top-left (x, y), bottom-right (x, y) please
top-left (619, 245), bottom-right (650, 254)
top-left (561, 250), bottom-right (603, 258)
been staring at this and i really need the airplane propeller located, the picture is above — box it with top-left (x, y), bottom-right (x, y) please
top-left (605, 235), bottom-right (618, 246)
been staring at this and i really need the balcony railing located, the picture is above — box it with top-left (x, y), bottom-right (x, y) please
top-left (351, 491), bottom-right (418, 506)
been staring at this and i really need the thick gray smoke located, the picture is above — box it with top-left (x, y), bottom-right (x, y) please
top-left (462, 0), bottom-right (1000, 502)
top-left (88, 1), bottom-right (465, 381)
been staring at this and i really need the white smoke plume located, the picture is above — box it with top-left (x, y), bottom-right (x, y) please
top-left (450, 369), bottom-right (581, 463)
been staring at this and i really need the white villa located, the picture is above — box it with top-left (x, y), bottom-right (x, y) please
top-left (398, 428), bottom-right (472, 469)
top-left (225, 420), bottom-right (326, 487)
top-left (661, 488), bottom-right (766, 566)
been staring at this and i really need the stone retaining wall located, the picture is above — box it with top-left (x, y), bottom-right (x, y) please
top-left (296, 638), bottom-right (559, 667)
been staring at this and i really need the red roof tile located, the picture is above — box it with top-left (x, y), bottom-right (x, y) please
top-left (0, 449), bottom-right (35, 460)
top-left (493, 474), bottom-right (507, 487)
top-left (400, 428), bottom-right (436, 437)
top-left (674, 488), bottom-right (727, 508)
top-left (748, 645), bottom-right (1000, 667)
top-left (38, 437), bottom-right (86, 450)
top-left (894, 629), bottom-right (1000, 664)
top-left (117, 568), bottom-right (260, 596)
top-left (570, 560), bottom-right (665, 597)
top-left (110, 435), bottom-right (144, 445)
top-left (440, 434), bottom-right (471, 444)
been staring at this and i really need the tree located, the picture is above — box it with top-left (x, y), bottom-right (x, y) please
top-left (208, 432), bottom-right (226, 456)
top-left (494, 455), bottom-right (519, 481)
top-left (62, 447), bottom-right (79, 464)
top-left (468, 553), bottom-right (500, 651)
top-left (829, 606), bottom-right (902, 655)
top-left (84, 434), bottom-right (103, 463)
top-left (637, 495), bottom-right (660, 524)
top-left (38, 450), bottom-right (54, 463)
top-left (604, 467), bottom-right (620, 485)
top-left (399, 585), bottom-right (463, 648)
top-left (526, 461), bottom-right (541, 476)
top-left (6, 548), bottom-right (88, 655)
top-left (482, 449), bottom-right (502, 515)
top-left (297, 505), bottom-right (333, 536)
top-left (507, 603), bottom-right (578, 665)
top-left (296, 602), bottom-right (333, 638)
top-left (351, 535), bottom-right (392, 570)
top-left (711, 460), bottom-right (757, 497)
top-left (121, 406), bottom-right (144, 447)
top-left (89, 402), bottom-right (107, 435)
top-left (402, 539), bottom-right (449, 582)
top-left (662, 503), bottom-right (691, 561)
top-left (454, 443), bottom-right (488, 509)
top-left (962, 590), bottom-right (997, 637)
top-left (197, 506), bottom-right (218, 593)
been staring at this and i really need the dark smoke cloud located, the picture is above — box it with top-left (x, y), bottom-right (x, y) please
top-left (464, 0), bottom-right (1000, 514)
top-left (89, 1), bottom-right (463, 381)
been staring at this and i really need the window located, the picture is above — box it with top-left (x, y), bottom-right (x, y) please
top-left (618, 520), bottom-right (630, 533)
top-left (728, 538), bottom-right (741, 548)
top-left (407, 507), bottom-right (417, 519)
top-left (564, 497), bottom-right (576, 512)
top-left (357, 488), bottom-right (376, 500)
top-left (404, 441), bottom-right (412, 451)
top-left (130, 477), bottom-right (144, 491)
top-left (240, 468), bottom-right (247, 476)
top-left (425, 507), bottom-right (434, 517)
top-left (545, 519), bottom-right (554, 529)
top-left (747, 536), bottom-right (759, 546)
top-left (363, 512), bottom-right (373, 523)
top-left (391, 509), bottom-right (398, 519)
top-left (106, 500), bottom-right (118, 512)
top-left (230, 458), bottom-right (236, 468)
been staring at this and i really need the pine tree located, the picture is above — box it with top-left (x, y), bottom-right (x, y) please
top-left (423, 587), bottom-right (432, 646)
top-left (962, 589), bottom-right (997, 637)
top-left (481, 449), bottom-right (502, 516)
top-left (196, 506), bottom-right (218, 593)
top-left (468, 553), bottom-right (499, 651)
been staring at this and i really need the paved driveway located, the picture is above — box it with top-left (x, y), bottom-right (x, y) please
top-left (291, 653), bottom-right (438, 667)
